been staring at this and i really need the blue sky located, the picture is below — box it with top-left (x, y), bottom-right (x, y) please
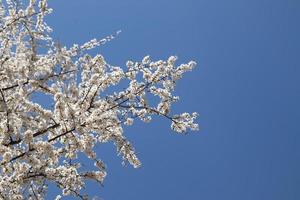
top-left (44, 0), bottom-right (300, 199)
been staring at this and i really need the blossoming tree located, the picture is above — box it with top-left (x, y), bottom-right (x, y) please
top-left (0, 0), bottom-right (198, 199)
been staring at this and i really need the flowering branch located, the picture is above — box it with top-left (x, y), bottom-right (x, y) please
top-left (0, 0), bottom-right (198, 199)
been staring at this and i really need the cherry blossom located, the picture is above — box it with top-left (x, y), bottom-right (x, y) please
top-left (0, 0), bottom-right (198, 199)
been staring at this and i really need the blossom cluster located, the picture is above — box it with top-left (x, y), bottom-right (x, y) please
top-left (0, 0), bottom-right (198, 199)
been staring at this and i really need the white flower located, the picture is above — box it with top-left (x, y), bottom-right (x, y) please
top-left (167, 55), bottom-right (177, 65)
top-left (3, 152), bottom-right (12, 162)
top-left (142, 55), bottom-right (151, 65)
top-left (24, 130), bottom-right (33, 144)
top-left (55, 195), bottom-right (62, 200)
top-left (126, 60), bottom-right (134, 68)
top-left (124, 118), bottom-right (134, 126)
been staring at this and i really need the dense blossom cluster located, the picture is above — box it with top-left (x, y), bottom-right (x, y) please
top-left (0, 0), bottom-right (198, 199)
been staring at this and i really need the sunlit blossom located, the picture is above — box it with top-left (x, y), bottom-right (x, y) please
top-left (0, 0), bottom-right (198, 199)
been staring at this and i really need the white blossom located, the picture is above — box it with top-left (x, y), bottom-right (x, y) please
top-left (23, 130), bottom-right (33, 144)
top-left (0, 0), bottom-right (198, 199)
top-left (2, 151), bottom-right (12, 162)
top-left (124, 117), bottom-right (134, 126)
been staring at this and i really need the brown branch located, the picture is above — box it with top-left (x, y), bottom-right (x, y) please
top-left (48, 127), bottom-right (75, 142)
top-left (0, 89), bottom-right (12, 142)
top-left (1, 70), bottom-right (76, 92)
top-left (0, 12), bottom-right (40, 33)
top-left (4, 123), bottom-right (60, 146)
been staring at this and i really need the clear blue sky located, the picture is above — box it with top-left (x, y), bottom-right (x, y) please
top-left (44, 0), bottom-right (300, 199)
